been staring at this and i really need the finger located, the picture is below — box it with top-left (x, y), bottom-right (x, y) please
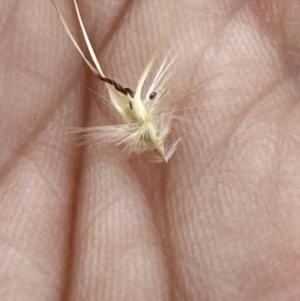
top-left (0, 0), bottom-right (84, 300)
top-left (166, 0), bottom-right (300, 300)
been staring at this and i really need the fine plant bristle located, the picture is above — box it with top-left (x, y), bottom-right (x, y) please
top-left (49, 0), bottom-right (179, 162)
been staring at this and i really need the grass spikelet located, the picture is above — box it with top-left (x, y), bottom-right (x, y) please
top-left (49, 0), bottom-right (179, 162)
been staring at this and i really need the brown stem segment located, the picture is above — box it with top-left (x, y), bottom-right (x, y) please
top-left (96, 74), bottom-right (135, 98)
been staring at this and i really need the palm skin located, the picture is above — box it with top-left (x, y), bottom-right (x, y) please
top-left (1, 0), bottom-right (300, 300)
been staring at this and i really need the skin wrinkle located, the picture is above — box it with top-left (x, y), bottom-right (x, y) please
top-left (265, 94), bottom-right (300, 242)
top-left (76, 184), bottom-right (159, 243)
top-left (0, 232), bottom-right (48, 277)
top-left (248, 0), bottom-right (285, 42)
top-left (120, 160), bottom-right (178, 299)
top-left (124, 156), bottom-right (185, 299)
top-left (176, 75), bottom-right (284, 224)
top-left (18, 155), bottom-right (67, 213)
top-left (173, 233), bottom-right (210, 301)
top-left (248, 0), bottom-right (300, 77)
top-left (194, 74), bottom-right (289, 182)
top-left (174, 25), bottom-right (284, 173)
top-left (58, 46), bottom-right (94, 301)
top-left (65, 157), bottom-right (142, 298)
top-left (127, 170), bottom-right (171, 298)
top-left (11, 60), bottom-right (51, 86)
top-left (157, 173), bottom-right (205, 301)
top-left (238, 80), bottom-right (300, 221)
top-left (173, 9), bottom-right (242, 87)
top-left (0, 168), bottom-right (69, 284)
top-left (148, 171), bottom-right (177, 301)
top-left (59, 138), bottom-right (82, 301)
top-left (271, 97), bottom-right (295, 192)
top-left (0, 1), bottom-right (19, 48)
top-left (93, 0), bottom-right (135, 55)
top-left (0, 25), bottom-right (83, 171)
top-left (0, 81), bottom-right (73, 182)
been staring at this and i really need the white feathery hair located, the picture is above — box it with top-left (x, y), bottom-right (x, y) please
top-left (50, 0), bottom-right (179, 162)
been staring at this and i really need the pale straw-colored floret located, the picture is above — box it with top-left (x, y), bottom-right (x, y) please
top-left (50, 0), bottom-right (179, 162)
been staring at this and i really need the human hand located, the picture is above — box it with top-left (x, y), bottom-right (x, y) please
top-left (1, 0), bottom-right (300, 300)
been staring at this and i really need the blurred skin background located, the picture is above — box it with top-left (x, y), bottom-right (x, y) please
top-left (1, 0), bottom-right (300, 300)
